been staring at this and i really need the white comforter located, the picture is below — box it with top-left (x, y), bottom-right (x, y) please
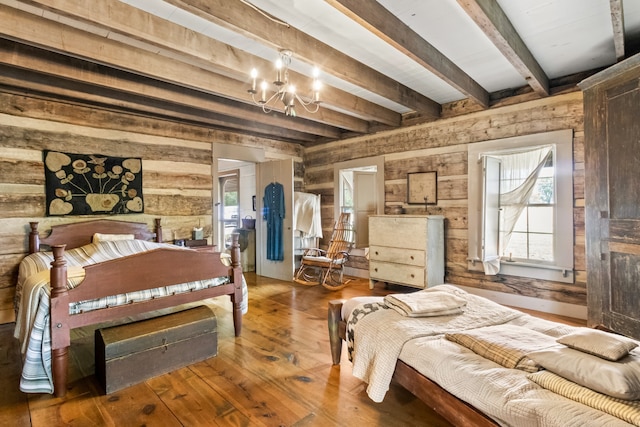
top-left (347, 285), bottom-right (636, 426)
top-left (14, 239), bottom-right (247, 394)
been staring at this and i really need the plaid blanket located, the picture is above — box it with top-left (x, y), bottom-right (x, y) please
top-left (445, 324), bottom-right (561, 372)
top-left (14, 239), bottom-right (246, 394)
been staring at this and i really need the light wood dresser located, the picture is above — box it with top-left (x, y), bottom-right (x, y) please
top-left (368, 215), bottom-right (444, 289)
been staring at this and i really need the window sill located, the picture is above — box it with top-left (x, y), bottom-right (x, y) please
top-left (500, 261), bottom-right (574, 283)
top-left (467, 259), bottom-right (574, 283)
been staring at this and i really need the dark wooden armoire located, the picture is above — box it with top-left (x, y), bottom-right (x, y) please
top-left (579, 53), bottom-right (640, 339)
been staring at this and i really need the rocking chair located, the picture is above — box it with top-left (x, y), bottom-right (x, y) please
top-left (293, 212), bottom-right (355, 290)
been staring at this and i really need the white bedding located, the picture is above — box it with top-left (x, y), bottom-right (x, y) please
top-left (345, 285), bottom-right (639, 426)
top-left (401, 333), bottom-right (636, 426)
top-left (14, 239), bottom-right (248, 394)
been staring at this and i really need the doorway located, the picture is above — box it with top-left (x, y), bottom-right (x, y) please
top-left (213, 144), bottom-right (295, 281)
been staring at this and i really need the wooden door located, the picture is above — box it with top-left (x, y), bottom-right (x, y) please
top-left (256, 159), bottom-right (294, 281)
top-left (353, 171), bottom-right (376, 248)
top-left (581, 54), bottom-right (640, 339)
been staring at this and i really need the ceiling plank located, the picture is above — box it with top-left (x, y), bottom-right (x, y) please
top-left (0, 4), bottom-right (370, 134)
top-left (19, 0), bottom-right (401, 127)
top-left (326, 0), bottom-right (490, 108)
top-left (456, 0), bottom-right (549, 97)
top-left (610, 0), bottom-right (625, 61)
top-left (166, 0), bottom-right (442, 118)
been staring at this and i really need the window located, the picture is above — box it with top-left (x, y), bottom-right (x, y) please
top-left (467, 130), bottom-right (574, 283)
top-left (334, 156), bottom-right (385, 248)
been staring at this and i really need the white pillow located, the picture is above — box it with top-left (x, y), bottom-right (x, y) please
top-left (557, 328), bottom-right (638, 361)
top-left (92, 233), bottom-right (135, 243)
top-left (528, 346), bottom-right (640, 400)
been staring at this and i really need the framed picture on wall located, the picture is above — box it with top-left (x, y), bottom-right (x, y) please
top-left (407, 171), bottom-right (437, 205)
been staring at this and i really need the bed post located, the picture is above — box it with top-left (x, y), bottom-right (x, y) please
top-left (50, 245), bottom-right (70, 398)
top-left (154, 218), bottom-right (163, 242)
top-left (29, 222), bottom-right (40, 253)
top-left (328, 300), bottom-right (345, 364)
top-left (230, 233), bottom-right (242, 337)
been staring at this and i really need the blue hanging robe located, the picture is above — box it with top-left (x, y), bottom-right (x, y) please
top-left (263, 182), bottom-right (285, 261)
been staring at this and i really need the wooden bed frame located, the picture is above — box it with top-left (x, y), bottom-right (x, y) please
top-left (27, 218), bottom-right (243, 398)
top-left (328, 300), bottom-right (499, 427)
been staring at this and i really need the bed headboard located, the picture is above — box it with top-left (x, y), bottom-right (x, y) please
top-left (29, 218), bottom-right (162, 253)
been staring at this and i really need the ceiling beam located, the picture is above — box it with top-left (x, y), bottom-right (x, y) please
top-left (0, 40), bottom-right (342, 141)
top-left (456, 0), bottom-right (549, 97)
top-left (326, 0), bottom-right (490, 108)
top-left (0, 68), bottom-right (324, 144)
top-left (0, 4), bottom-right (370, 134)
top-left (166, 0), bottom-right (441, 118)
top-left (610, 0), bottom-right (625, 61)
top-left (15, 0), bottom-right (401, 127)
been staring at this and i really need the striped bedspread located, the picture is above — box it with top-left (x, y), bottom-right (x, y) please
top-left (13, 239), bottom-right (246, 394)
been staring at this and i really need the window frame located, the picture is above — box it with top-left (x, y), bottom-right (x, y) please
top-left (467, 129), bottom-right (574, 283)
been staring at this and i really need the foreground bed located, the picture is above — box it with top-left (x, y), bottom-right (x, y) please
top-left (329, 285), bottom-right (640, 427)
top-left (14, 219), bottom-right (244, 397)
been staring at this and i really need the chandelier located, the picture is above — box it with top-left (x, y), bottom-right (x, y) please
top-left (248, 50), bottom-right (321, 117)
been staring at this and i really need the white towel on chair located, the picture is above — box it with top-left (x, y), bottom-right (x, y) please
top-left (294, 192), bottom-right (322, 238)
top-left (384, 290), bottom-right (467, 317)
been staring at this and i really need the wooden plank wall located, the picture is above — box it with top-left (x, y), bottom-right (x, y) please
top-left (0, 92), bottom-right (302, 324)
top-left (304, 91), bottom-right (586, 307)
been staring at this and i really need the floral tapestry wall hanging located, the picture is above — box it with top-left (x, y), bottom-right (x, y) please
top-left (44, 150), bottom-right (144, 216)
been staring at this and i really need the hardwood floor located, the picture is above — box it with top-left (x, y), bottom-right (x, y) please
top-left (1, 275), bottom-right (456, 426)
top-left (0, 275), bottom-right (585, 426)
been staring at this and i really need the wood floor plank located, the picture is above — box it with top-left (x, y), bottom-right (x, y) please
top-left (0, 324), bottom-right (30, 427)
top-left (7, 273), bottom-right (585, 426)
top-left (191, 357), bottom-right (312, 426)
top-left (146, 366), bottom-right (251, 426)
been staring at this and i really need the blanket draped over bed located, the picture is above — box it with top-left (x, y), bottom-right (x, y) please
top-left (347, 285), bottom-right (524, 402)
top-left (14, 239), bottom-right (248, 394)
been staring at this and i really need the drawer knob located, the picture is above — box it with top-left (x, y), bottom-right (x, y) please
top-left (375, 251), bottom-right (379, 255)
top-left (374, 268), bottom-right (378, 272)
top-left (410, 255), bottom-right (414, 260)
top-left (410, 274), bottom-right (415, 278)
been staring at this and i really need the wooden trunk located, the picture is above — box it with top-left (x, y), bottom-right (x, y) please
top-left (95, 306), bottom-right (217, 394)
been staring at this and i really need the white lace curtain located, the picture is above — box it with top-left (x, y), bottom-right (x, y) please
top-left (482, 145), bottom-right (553, 274)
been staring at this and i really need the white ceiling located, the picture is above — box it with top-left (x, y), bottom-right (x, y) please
top-left (120, 0), bottom-right (640, 112)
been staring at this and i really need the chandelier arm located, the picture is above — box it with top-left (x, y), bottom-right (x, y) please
top-left (297, 100), bottom-right (320, 114)
top-left (294, 93), bottom-right (320, 107)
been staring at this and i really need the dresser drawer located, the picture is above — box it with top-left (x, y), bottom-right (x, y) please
top-left (370, 261), bottom-right (425, 288)
top-left (369, 245), bottom-right (425, 267)
top-left (369, 216), bottom-right (427, 250)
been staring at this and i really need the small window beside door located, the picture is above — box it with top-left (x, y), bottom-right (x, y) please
top-left (219, 171), bottom-right (240, 248)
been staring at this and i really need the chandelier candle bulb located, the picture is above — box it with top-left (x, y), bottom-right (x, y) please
top-left (260, 80), bottom-right (267, 103)
top-left (250, 68), bottom-right (258, 93)
top-left (313, 80), bottom-right (321, 103)
top-left (275, 58), bottom-right (283, 85)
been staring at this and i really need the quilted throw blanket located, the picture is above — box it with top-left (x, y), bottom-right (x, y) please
top-left (346, 284), bottom-right (525, 402)
top-left (14, 239), bottom-right (247, 394)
